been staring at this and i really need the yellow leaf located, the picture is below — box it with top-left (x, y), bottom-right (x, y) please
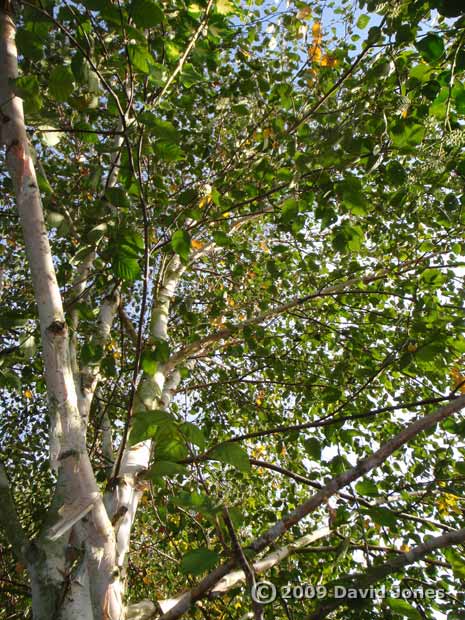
top-left (199, 194), bottom-right (212, 209)
top-left (400, 544), bottom-right (410, 552)
top-left (107, 338), bottom-right (118, 351)
top-left (309, 44), bottom-right (322, 63)
top-left (216, 0), bottom-right (234, 14)
top-left (23, 389), bottom-right (33, 399)
top-left (437, 492), bottom-right (460, 516)
top-left (451, 367), bottom-right (465, 392)
top-left (297, 6), bottom-right (312, 19)
top-left (312, 22), bottom-right (323, 45)
top-left (320, 54), bottom-right (338, 68)
top-left (191, 239), bottom-right (205, 250)
top-left (252, 445), bottom-right (266, 458)
top-left (407, 342), bottom-right (417, 353)
top-left (312, 22), bottom-right (322, 38)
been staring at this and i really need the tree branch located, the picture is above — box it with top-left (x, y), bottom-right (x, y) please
top-left (223, 507), bottom-right (263, 620)
top-left (0, 463), bottom-right (28, 563)
top-left (151, 0), bottom-right (214, 107)
top-left (307, 526), bottom-right (465, 619)
top-left (158, 527), bottom-right (331, 615)
top-left (165, 254), bottom-right (442, 372)
top-left (154, 393), bottom-right (465, 620)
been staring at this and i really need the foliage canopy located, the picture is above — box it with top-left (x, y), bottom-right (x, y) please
top-left (2, 0), bottom-right (465, 618)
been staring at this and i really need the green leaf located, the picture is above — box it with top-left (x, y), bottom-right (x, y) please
top-left (0, 370), bottom-right (21, 390)
top-left (385, 161), bottom-right (407, 186)
top-left (337, 177), bottom-right (367, 215)
top-left (421, 268), bottom-right (446, 287)
top-left (454, 83), bottom-right (465, 115)
top-left (141, 350), bottom-right (159, 375)
top-left (429, 86), bottom-right (449, 119)
top-left (355, 479), bottom-right (379, 497)
top-left (332, 222), bottom-right (364, 253)
top-left (363, 506), bottom-right (397, 528)
top-left (180, 64), bottom-right (203, 88)
top-left (82, 0), bottom-right (109, 9)
top-left (128, 44), bottom-right (152, 73)
top-left (148, 460), bottom-right (187, 478)
top-left (112, 254), bottom-right (140, 281)
top-left (180, 548), bottom-right (220, 576)
top-left (356, 14), bottom-right (370, 29)
top-left (146, 117), bottom-right (178, 140)
top-left (88, 223), bottom-right (108, 243)
top-left (49, 66), bottom-right (74, 102)
top-left (171, 230), bottom-right (191, 263)
top-left (12, 75), bottom-right (39, 98)
top-left (81, 342), bottom-right (104, 366)
top-left (434, 0), bottom-right (465, 17)
top-left (443, 548), bottom-right (465, 580)
top-left (187, 3), bottom-right (202, 18)
top-left (105, 187), bottom-right (131, 208)
top-left (304, 437), bottom-right (321, 460)
top-left (281, 198), bottom-right (299, 224)
top-left (212, 230), bottom-right (230, 246)
top-left (46, 211), bottom-right (65, 228)
top-left (154, 141), bottom-right (185, 162)
top-left (385, 598), bottom-right (421, 619)
top-left (179, 422), bottom-right (205, 450)
top-left (165, 41), bottom-right (181, 62)
top-left (415, 34), bottom-right (445, 63)
top-left (210, 443), bottom-right (250, 472)
top-left (129, 410), bottom-right (175, 446)
top-left (216, 0), bottom-right (235, 14)
top-left (154, 339), bottom-right (170, 362)
top-left (130, 0), bottom-right (164, 27)
top-left (16, 29), bottom-right (44, 61)
top-left (389, 119), bottom-right (425, 149)
top-left (409, 64), bottom-right (432, 83)
top-left (121, 229), bottom-right (144, 252)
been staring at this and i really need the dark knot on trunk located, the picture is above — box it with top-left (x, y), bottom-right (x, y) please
top-left (47, 320), bottom-right (66, 334)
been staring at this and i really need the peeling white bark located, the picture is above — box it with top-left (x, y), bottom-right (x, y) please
top-left (60, 560), bottom-right (94, 620)
top-left (0, 10), bottom-right (119, 619)
top-left (127, 600), bottom-right (157, 620)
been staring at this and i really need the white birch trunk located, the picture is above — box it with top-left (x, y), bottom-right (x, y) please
top-left (0, 7), bottom-right (120, 619)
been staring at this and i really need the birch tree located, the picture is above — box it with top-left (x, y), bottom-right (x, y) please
top-left (1, 0), bottom-right (465, 619)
